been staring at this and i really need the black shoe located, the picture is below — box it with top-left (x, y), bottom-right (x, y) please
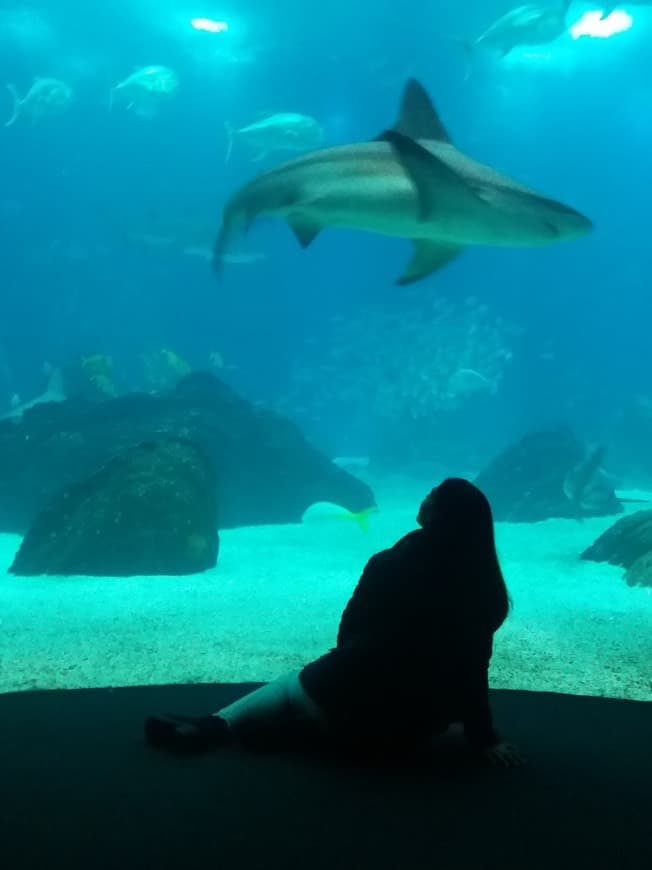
top-left (145, 713), bottom-right (230, 754)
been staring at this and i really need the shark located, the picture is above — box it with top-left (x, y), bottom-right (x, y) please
top-left (563, 444), bottom-right (607, 519)
top-left (213, 78), bottom-right (592, 284)
top-left (563, 444), bottom-right (650, 519)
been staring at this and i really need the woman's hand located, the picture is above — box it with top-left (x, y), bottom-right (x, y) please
top-left (483, 741), bottom-right (525, 767)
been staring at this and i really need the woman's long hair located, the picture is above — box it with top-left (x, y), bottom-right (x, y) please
top-left (428, 478), bottom-right (511, 632)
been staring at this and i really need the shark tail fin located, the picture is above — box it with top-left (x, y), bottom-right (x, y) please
top-left (213, 225), bottom-right (227, 278)
top-left (224, 121), bottom-right (235, 163)
top-left (345, 507), bottom-right (379, 532)
top-left (213, 215), bottom-right (239, 278)
top-left (4, 84), bottom-right (21, 127)
top-left (213, 198), bottom-right (255, 277)
top-left (45, 365), bottom-right (65, 399)
top-left (444, 36), bottom-right (475, 82)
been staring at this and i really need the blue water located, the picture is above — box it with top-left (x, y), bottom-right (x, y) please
top-left (0, 0), bottom-right (650, 463)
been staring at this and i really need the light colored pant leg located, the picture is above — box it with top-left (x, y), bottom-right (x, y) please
top-left (214, 671), bottom-right (325, 732)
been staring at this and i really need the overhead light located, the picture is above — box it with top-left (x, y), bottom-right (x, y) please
top-left (191, 18), bottom-right (229, 34)
top-left (569, 10), bottom-right (633, 39)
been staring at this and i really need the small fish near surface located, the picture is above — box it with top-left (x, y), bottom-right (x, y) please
top-left (4, 78), bottom-right (74, 127)
top-left (213, 77), bottom-right (592, 285)
top-left (466, 2), bottom-right (572, 58)
top-left (599, 1), bottom-right (652, 19)
top-left (225, 112), bottom-right (324, 163)
top-left (110, 65), bottom-right (179, 119)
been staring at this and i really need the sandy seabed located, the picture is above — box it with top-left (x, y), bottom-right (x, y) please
top-left (0, 477), bottom-right (650, 701)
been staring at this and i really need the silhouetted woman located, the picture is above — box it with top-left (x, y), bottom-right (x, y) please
top-left (146, 478), bottom-right (522, 767)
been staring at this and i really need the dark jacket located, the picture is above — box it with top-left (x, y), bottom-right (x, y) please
top-left (299, 529), bottom-right (500, 749)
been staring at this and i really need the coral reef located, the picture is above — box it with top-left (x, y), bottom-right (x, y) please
top-left (142, 348), bottom-right (192, 391)
top-left (80, 354), bottom-right (117, 397)
top-left (62, 354), bottom-right (118, 401)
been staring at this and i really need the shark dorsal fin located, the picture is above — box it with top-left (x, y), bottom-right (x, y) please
top-left (382, 78), bottom-right (452, 144)
top-left (381, 129), bottom-right (480, 221)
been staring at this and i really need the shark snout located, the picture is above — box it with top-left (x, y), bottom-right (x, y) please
top-left (538, 196), bottom-right (593, 240)
top-left (566, 209), bottom-right (593, 239)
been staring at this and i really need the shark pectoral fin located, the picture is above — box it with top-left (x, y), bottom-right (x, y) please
top-left (381, 78), bottom-right (452, 144)
top-left (380, 129), bottom-right (482, 221)
top-left (4, 84), bottom-right (20, 127)
top-left (288, 216), bottom-right (322, 248)
top-left (212, 225), bottom-right (229, 275)
top-left (396, 240), bottom-right (463, 285)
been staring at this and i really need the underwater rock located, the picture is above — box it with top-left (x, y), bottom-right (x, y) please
top-left (0, 372), bottom-right (374, 533)
top-left (9, 439), bottom-right (219, 577)
top-left (473, 427), bottom-right (623, 522)
top-left (581, 509), bottom-right (652, 587)
top-left (626, 551), bottom-right (652, 588)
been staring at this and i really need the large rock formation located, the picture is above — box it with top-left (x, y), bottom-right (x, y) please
top-left (10, 439), bottom-right (219, 577)
top-left (581, 510), bottom-right (652, 587)
top-left (474, 428), bottom-right (623, 522)
top-left (0, 372), bottom-right (375, 534)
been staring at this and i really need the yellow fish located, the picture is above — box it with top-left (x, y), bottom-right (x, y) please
top-left (301, 502), bottom-right (378, 532)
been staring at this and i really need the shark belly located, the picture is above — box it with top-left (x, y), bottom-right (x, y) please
top-left (270, 164), bottom-right (479, 244)
top-left (283, 184), bottom-right (566, 248)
